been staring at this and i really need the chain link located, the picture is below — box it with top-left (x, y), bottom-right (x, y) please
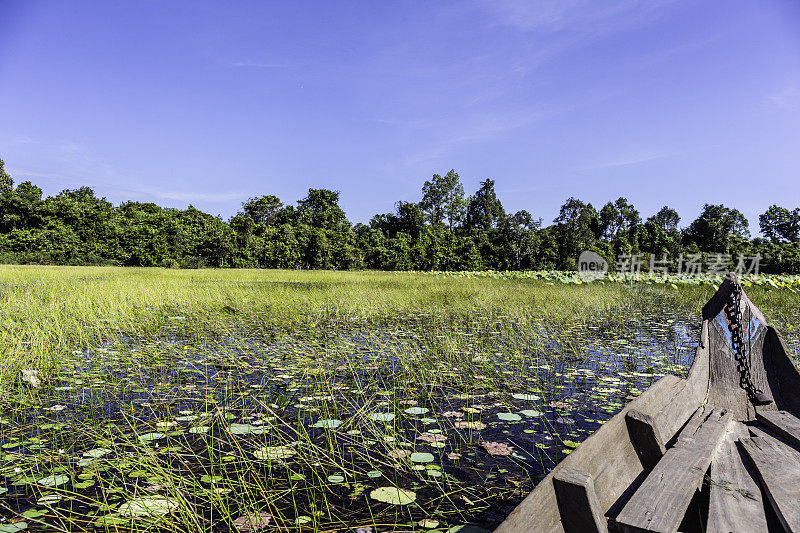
top-left (724, 275), bottom-right (770, 405)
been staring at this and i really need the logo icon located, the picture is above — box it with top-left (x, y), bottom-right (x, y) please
top-left (578, 251), bottom-right (608, 281)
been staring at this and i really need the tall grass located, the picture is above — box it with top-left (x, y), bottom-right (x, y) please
top-left (0, 267), bottom-right (628, 383)
top-left (1, 265), bottom-right (797, 388)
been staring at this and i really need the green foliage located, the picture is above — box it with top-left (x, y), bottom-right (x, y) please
top-left (420, 169), bottom-right (465, 228)
top-left (683, 203), bottom-right (750, 253)
top-left (465, 179), bottom-right (505, 230)
top-left (0, 158), bottom-right (798, 273)
top-left (0, 158), bottom-right (13, 195)
top-left (760, 204), bottom-right (800, 243)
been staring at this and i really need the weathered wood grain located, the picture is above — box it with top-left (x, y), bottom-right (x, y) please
top-left (553, 467), bottom-right (608, 533)
top-left (651, 322), bottom-right (710, 443)
top-left (707, 421), bottom-right (767, 533)
top-left (740, 436), bottom-right (800, 532)
top-left (626, 410), bottom-right (665, 471)
top-left (707, 308), bottom-right (768, 421)
top-left (614, 407), bottom-right (732, 533)
top-left (756, 409), bottom-right (800, 450)
top-left (701, 275), bottom-right (765, 324)
top-left (763, 326), bottom-right (800, 415)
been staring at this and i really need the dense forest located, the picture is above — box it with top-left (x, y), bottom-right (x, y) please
top-left (1, 158), bottom-right (799, 273)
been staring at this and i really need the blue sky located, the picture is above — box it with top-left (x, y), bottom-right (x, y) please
top-left (1, 0), bottom-right (799, 231)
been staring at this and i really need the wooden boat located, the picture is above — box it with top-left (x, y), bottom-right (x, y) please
top-left (496, 274), bottom-right (800, 532)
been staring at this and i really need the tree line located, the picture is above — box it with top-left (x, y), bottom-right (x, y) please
top-left (1, 159), bottom-right (799, 273)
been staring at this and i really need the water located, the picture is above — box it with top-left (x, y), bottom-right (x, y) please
top-left (0, 313), bottom-right (722, 530)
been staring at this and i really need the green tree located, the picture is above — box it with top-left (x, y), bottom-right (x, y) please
top-left (297, 189), bottom-right (348, 231)
top-left (552, 197), bottom-right (600, 269)
top-left (0, 159), bottom-right (12, 196)
top-left (497, 210), bottom-right (541, 270)
top-left (465, 179), bottom-right (505, 230)
top-left (759, 205), bottom-right (800, 243)
top-left (641, 206), bottom-right (682, 260)
top-left (598, 197), bottom-right (641, 257)
top-left (420, 170), bottom-right (465, 229)
top-left (683, 204), bottom-right (750, 253)
top-left (242, 195), bottom-right (285, 226)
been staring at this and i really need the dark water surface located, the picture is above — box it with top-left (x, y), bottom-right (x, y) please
top-left (0, 313), bottom-right (720, 531)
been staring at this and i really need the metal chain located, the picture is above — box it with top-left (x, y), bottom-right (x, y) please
top-left (725, 275), bottom-right (770, 405)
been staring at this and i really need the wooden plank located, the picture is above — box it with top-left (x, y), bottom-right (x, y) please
top-left (763, 326), bottom-right (800, 415)
top-left (626, 410), bottom-right (665, 470)
top-left (553, 467), bottom-right (608, 533)
top-left (651, 321), bottom-right (710, 444)
top-left (707, 421), bottom-right (768, 533)
top-left (614, 407), bottom-right (731, 533)
top-left (740, 436), bottom-right (800, 532)
top-left (757, 409), bottom-right (800, 449)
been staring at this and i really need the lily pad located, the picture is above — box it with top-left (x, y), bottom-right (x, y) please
top-left (311, 419), bottom-right (342, 429)
top-left (83, 448), bottom-right (112, 459)
top-left (37, 474), bottom-right (69, 487)
top-left (369, 486), bottom-right (416, 505)
top-left (410, 452), bottom-right (435, 463)
top-left (481, 441), bottom-right (514, 456)
top-left (253, 445), bottom-right (296, 461)
top-left (232, 512), bottom-right (273, 531)
top-left (511, 393), bottom-right (540, 401)
top-left (454, 420), bottom-right (486, 430)
top-left (229, 423), bottom-right (268, 435)
top-left (520, 410), bottom-right (541, 417)
top-left (118, 496), bottom-right (178, 518)
top-left (404, 407), bottom-right (429, 415)
top-left (37, 493), bottom-right (63, 505)
top-left (417, 432), bottom-right (447, 443)
top-left (138, 432), bottom-right (166, 443)
top-left (497, 412), bottom-right (522, 422)
top-left (368, 412), bottom-right (395, 422)
top-left (0, 522), bottom-right (27, 532)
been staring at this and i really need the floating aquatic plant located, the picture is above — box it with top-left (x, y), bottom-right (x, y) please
top-left (370, 486), bottom-right (417, 505)
top-left (311, 419), bottom-right (343, 429)
top-left (117, 496), bottom-right (178, 518)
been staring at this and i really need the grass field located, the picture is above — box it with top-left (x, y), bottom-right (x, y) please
top-left (1, 266), bottom-right (799, 532)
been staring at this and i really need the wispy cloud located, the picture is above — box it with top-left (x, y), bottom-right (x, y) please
top-left (571, 149), bottom-right (684, 172)
top-left (0, 133), bottom-right (35, 145)
top-left (5, 169), bottom-right (80, 183)
top-left (476, 0), bottom-right (675, 33)
top-left (769, 83), bottom-right (800, 110)
top-left (396, 107), bottom-right (547, 168)
top-left (3, 137), bottom-right (245, 206)
top-left (137, 188), bottom-right (246, 203)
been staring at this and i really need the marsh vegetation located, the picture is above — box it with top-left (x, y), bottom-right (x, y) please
top-left (1, 267), bottom-right (799, 532)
